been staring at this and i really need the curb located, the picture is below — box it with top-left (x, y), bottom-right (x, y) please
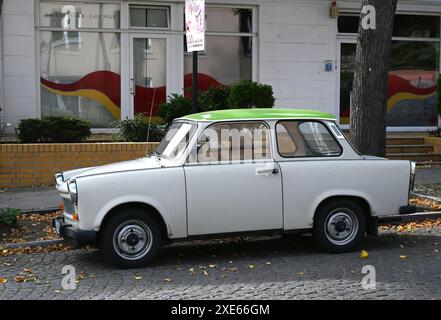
top-left (1, 239), bottom-right (65, 250)
top-left (411, 192), bottom-right (441, 204)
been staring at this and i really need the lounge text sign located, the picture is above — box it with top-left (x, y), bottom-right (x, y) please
top-left (185, 0), bottom-right (205, 52)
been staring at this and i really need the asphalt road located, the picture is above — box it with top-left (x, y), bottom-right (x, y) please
top-left (1, 228), bottom-right (440, 300)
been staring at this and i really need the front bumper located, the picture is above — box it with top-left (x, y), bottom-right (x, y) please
top-left (52, 217), bottom-right (97, 242)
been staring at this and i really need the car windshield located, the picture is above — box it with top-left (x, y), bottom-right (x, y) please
top-left (155, 122), bottom-right (197, 160)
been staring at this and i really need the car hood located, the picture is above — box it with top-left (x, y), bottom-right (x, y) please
top-left (63, 157), bottom-right (161, 181)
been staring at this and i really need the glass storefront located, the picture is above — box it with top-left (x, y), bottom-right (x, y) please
top-left (338, 14), bottom-right (440, 127)
top-left (38, 2), bottom-right (255, 127)
top-left (184, 8), bottom-right (253, 88)
top-left (39, 2), bottom-right (121, 128)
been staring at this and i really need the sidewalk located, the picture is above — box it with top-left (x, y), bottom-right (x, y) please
top-left (0, 187), bottom-right (59, 211)
top-left (0, 167), bottom-right (440, 211)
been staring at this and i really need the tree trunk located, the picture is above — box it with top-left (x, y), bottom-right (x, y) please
top-left (349, 0), bottom-right (398, 157)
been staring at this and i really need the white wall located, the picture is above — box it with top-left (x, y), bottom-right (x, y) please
top-left (258, 1), bottom-right (337, 113)
top-left (1, 0), bottom-right (37, 126)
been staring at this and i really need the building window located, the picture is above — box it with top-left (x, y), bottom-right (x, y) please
top-left (130, 6), bottom-right (170, 29)
top-left (184, 7), bottom-right (254, 90)
top-left (337, 14), bottom-right (440, 127)
top-left (39, 2), bottom-right (121, 128)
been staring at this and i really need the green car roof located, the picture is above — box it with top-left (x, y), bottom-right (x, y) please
top-left (180, 108), bottom-right (336, 122)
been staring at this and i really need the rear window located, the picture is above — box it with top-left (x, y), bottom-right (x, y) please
top-left (276, 121), bottom-right (342, 157)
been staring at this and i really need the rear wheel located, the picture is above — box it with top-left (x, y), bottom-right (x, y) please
top-left (313, 199), bottom-right (366, 253)
top-left (100, 208), bottom-right (162, 268)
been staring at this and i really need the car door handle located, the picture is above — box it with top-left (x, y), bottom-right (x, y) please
top-left (255, 165), bottom-right (279, 176)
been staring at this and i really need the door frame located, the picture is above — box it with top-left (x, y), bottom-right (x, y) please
top-left (128, 33), bottom-right (172, 119)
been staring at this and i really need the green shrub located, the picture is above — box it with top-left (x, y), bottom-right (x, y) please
top-left (228, 81), bottom-right (275, 108)
top-left (437, 74), bottom-right (441, 117)
top-left (0, 208), bottom-right (21, 226)
top-left (18, 116), bottom-right (91, 143)
top-left (199, 86), bottom-right (230, 111)
top-left (158, 94), bottom-right (192, 126)
top-left (118, 114), bottom-right (165, 142)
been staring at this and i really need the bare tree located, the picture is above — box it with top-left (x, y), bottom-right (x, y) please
top-left (350, 0), bottom-right (398, 157)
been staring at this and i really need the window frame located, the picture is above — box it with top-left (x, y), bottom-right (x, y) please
top-left (187, 120), bottom-right (273, 165)
top-left (129, 5), bottom-right (171, 30)
top-left (275, 120), bottom-right (343, 159)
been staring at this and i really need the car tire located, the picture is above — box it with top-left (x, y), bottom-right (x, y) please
top-left (100, 208), bottom-right (162, 268)
top-left (313, 199), bottom-right (366, 253)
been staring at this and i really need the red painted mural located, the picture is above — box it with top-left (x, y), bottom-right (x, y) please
top-left (41, 71), bottom-right (224, 119)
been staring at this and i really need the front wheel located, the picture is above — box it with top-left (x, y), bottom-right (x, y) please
top-left (100, 209), bottom-right (162, 268)
top-left (313, 199), bottom-right (366, 253)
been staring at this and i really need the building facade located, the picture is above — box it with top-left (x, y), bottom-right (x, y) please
top-left (1, 0), bottom-right (441, 131)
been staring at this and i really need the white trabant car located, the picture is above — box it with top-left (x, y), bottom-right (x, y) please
top-left (53, 109), bottom-right (416, 268)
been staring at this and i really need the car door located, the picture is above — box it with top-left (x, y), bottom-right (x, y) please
top-left (184, 121), bottom-right (283, 236)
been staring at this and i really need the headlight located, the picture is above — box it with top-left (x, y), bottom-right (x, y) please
top-left (68, 180), bottom-right (78, 204)
top-left (55, 173), bottom-right (64, 185)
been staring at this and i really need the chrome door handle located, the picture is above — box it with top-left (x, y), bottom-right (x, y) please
top-left (255, 164), bottom-right (278, 176)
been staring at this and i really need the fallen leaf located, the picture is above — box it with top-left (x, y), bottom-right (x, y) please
top-left (209, 264), bottom-right (216, 268)
top-left (297, 272), bottom-right (305, 276)
top-left (360, 250), bottom-right (369, 259)
top-left (265, 262), bottom-right (272, 265)
top-left (203, 270), bottom-right (209, 276)
top-left (134, 276), bottom-right (143, 280)
top-left (23, 268), bottom-right (32, 273)
top-left (228, 267), bottom-right (238, 272)
top-left (248, 264), bottom-right (254, 269)
top-left (0, 277), bottom-right (7, 284)
top-left (14, 276), bottom-right (26, 283)
top-left (400, 255), bottom-right (407, 259)
top-left (164, 278), bottom-right (172, 282)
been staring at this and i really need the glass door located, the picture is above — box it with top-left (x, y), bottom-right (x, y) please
top-left (130, 35), bottom-right (168, 119)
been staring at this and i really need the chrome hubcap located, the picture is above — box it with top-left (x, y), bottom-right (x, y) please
top-left (324, 209), bottom-right (359, 246)
top-left (113, 220), bottom-right (153, 260)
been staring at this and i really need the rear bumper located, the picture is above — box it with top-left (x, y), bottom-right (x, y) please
top-left (52, 217), bottom-right (97, 242)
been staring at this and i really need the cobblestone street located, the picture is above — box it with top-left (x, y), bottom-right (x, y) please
top-left (1, 227), bottom-right (441, 300)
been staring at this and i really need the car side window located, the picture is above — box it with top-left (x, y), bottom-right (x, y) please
top-left (188, 122), bottom-right (271, 164)
top-left (276, 121), bottom-right (342, 157)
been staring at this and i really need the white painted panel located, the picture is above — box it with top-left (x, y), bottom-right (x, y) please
top-left (260, 24), bottom-right (333, 44)
top-left (2, 0), bottom-right (34, 16)
top-left (3, 56), bottom-right (35, 76)
top-left (270, 80), bottom-right (335, 99)
top-left (260, 4), bottom-right (335, 26)
top-left (2, 14), bottom-right (34, 36)
top-left (260, 61), bottom-right (333, 81)
top-left (260, 42), bottom-right (331, 62)
top-left (3, 76), bottom-right (35, 97)
top-left (3, 35), bottom-right (35, 56)
top-left (280, 160), bottom-right (410, 230)
top-left (2, 97), bottom-right (37, 125)
top-left (185, 163), bottom-right (283, 235)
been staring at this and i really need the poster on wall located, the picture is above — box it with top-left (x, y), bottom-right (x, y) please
top-left (185, 0), bottom-right (205, 52)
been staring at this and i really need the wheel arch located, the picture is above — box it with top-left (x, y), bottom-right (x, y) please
top-left (313, 195), bottom-right (372, 223)
top-left (100, 202), bottom-right (169, 241)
